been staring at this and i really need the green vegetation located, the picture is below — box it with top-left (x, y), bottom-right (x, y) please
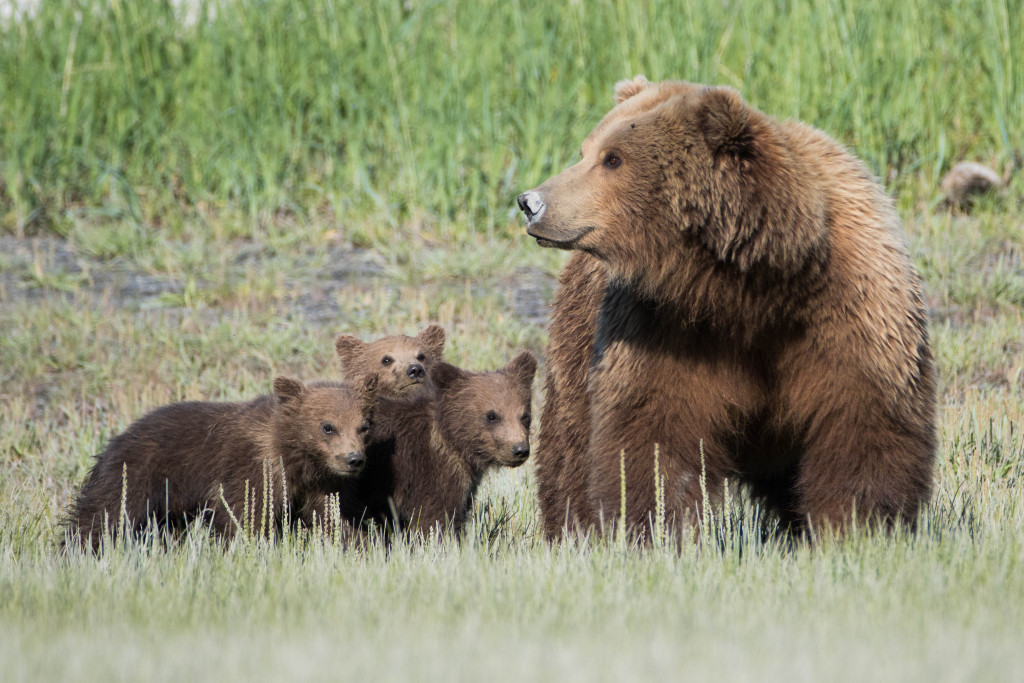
top-left (1, 0), bottom-right (1022, 680)
top-left (1, 0), bottom-right (1021, 239)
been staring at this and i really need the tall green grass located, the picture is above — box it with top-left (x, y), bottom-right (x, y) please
top-left (1, 0), bottom-right (1021, 239)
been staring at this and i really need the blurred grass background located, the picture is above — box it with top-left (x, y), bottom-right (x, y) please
top-left (0, 0), bottom-right (1020, 241)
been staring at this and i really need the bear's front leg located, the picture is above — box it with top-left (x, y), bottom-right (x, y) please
top-left (536, 253), bottom-right (607, 538)
top-left (780, 352), bottom-right (938, 534)
top-left (584, 340), bottom-right (761, 542)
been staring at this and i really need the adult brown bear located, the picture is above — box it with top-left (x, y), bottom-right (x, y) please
top-left (518, 77), bottom-right (937, 539)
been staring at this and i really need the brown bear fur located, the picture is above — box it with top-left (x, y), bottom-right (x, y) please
top-left (65, 376), bottom-right (377, 550)
top-left (338, 352), bottom-right (537, 536)
top-left (335, 325), bottom-right (446, 398)
top-left (519, 77), bottom-right (937, 538)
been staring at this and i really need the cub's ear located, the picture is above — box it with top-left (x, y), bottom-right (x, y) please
top-left (698, 86), bottom-right (752, 154)
top-left (614, 75), bottom-right (651, 104)
top-left (415, 324), bottom-right (446, 359)
top-left (430, 361), bottom-right (467, 393)
top-left (273, 376), bottom-right (306, 403)
top-left (504, 351), bottom-right (538, 388)
top-left (334, 334), bottom-right (364, 372)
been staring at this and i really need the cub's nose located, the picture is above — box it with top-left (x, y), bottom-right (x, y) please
top-left (407, 363), bottom-right (425, 380)
top-left (512, 442), bottom-right (530, 460)
top-left (517, 191), bottom-right (545, 223)
top-left (345, 452), bottom-right (366, 470)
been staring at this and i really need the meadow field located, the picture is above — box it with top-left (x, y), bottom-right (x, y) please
top-left (1, 0), bottom-right (1023, 680)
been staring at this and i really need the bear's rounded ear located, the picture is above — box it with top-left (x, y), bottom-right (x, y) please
top-left (415, 324), bottom-right (446, 359)
top-left (698, 86), bottom-right (751, 154)
top-left (614, 75), bottom-right (651, 104)
top-left (504, 351), bottom-right (538, 387)
top-left (334, 334), bottom-right (363, 371)
top-left (273, 376), bottom-right (306, 403)
top-left (430, 361), bottom-right (467, 393)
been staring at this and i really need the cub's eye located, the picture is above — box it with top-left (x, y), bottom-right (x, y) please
top-left (416, 353), bottom-right (426, 362)
top-left (603, 153), bottom-right (622, 169)
top-left (358, 422), bottom-right (371, 434)
top-left (381, 355), bottom-right (394, 366)
top-left (322, 423), bottom-right (336, 435)
top-left (522, 414), bottom-right (531, 429)
top-left (485, 410), bottom-right (499, 423)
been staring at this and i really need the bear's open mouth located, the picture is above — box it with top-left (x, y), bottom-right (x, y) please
top-left (533, 237), bottom-right (566, 249)
top-left (528, 225), bottom-right (593, 250)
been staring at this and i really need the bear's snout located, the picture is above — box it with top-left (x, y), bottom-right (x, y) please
top-left (512, 442), bottom-right (530, 461)
top-left (344, 451), bottom-right (366, 471)
top-left (406, 363), bottom-right (425, 380)
top-left (517, 191), bottom-right (546, 224)
top-left (519, 187), bottom-right (594, 249)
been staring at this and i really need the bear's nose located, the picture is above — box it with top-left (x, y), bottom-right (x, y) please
top-left (345, 452), bottom-right (366, 470)
top-left (512, 442), bottom-right (530, 460)
top-left (407, 363), bottom-right (425, 380)
top-left (517, 191), bottom-right (545, 223)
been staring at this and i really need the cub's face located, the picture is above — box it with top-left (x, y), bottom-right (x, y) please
top-left (274, 378), bottom-right (375, 477)
top-left (335, 325), bottom-right (446, 398)
top-left (433, 352), bottom-right (537, 469)
top-left (518, 77), bottom-right (750, 284)
top-left (466, 373), bottom-right (533, 468)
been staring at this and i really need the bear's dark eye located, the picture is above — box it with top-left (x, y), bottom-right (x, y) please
top-left (358, 422), bottom-right (370, 434)
top-left (322, 423), bottom-right (336, 435)
top-left (486, 410), bottom-right (499, 423)
top-left (603, 153), bottom-right (622, 169)
top-left (381, 355), bottom-right (393, 366)
top-left (522, 414), bottom-right (531, 429)
top-left (416, 353), bottom-right (426, 362)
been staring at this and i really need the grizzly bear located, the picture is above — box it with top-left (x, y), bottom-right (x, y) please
top-left (338, 352), bottom-right (537, 536)
top-left (65, 376), bottom-right (377, 550)
top-left (335, 325), bottom-right (446, 398)
top-left (518, 76), bottom-right (937, 538)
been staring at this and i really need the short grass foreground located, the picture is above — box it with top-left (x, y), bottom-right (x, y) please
top-left (2, 219), bottom-right (1023, 683)
top-left (2, 0), bottom-right (1024, 681)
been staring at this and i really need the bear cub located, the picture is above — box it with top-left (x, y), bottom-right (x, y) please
top-left (66, 376), bottom-right (377, 550)
top-left (334, 324), bottom-right (446, 398)
top-left (339, 351), bottom-right (537, 536)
